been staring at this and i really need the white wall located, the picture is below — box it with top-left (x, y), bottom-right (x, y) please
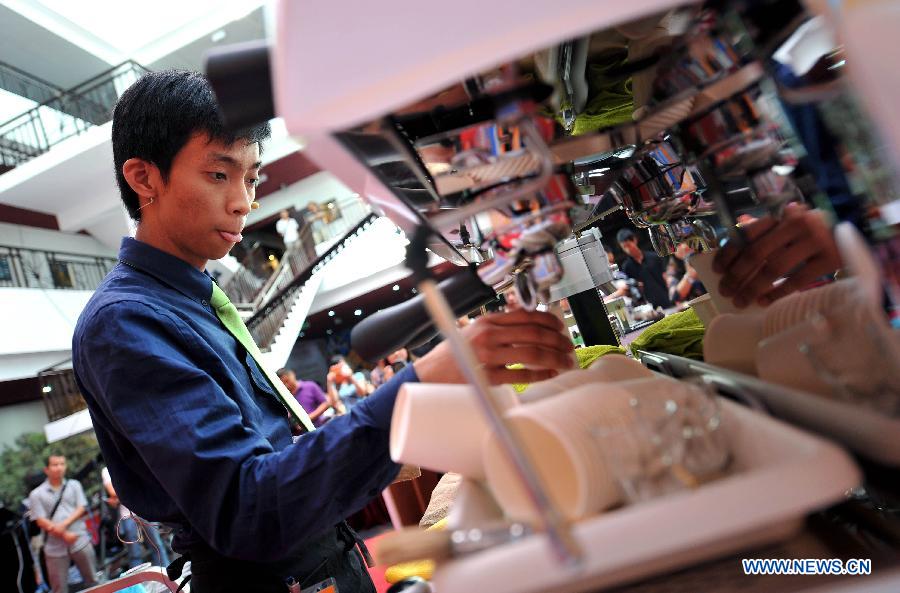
top-left (81, 207), bottom-right (133, 252)
top-left (247, 170), bottom-right (358, 226)
top-left (0, 350), bottom-right (71, 381)
top-left (0, 399), bottom-right (48, 449)
top-left (0, 288), bottom-right (92, 356)
top-left (0, 221), bottom-right (116, 257)
top-left (0, 226), bottom-right (114, 376)
top-left (0, 88), bottom-right (38, 124)
top-left (307, 217), bottom-right (444, 314)
top-left (315, 217), bottom-right (407, 293)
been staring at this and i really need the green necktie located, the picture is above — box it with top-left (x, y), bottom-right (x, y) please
top-left (210, 283), bottom-right (315, 433)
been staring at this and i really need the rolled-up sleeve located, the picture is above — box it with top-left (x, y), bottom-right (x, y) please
top-left (75, 301), bottom-right (417, 561)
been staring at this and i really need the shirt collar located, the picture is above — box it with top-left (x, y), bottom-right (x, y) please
top-left (118, 237), bottom-right (213, 304)
top-left (43, 479), bottom-right (64, 491)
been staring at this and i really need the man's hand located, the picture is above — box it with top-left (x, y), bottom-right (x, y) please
top-left (414, 309), bottom-right (576, 385)
top-left (47, 522), bottom-right (65, 537)
top-left (713, 203), bottom-right (841, 308)
top-left (61, 531), bottom-right (79, 545)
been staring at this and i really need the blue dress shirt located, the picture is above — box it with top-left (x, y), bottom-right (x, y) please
top-left (73, 238), bottom-right (414, 561)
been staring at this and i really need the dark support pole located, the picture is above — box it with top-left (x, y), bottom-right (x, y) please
top-left (567, 288), bottom-right (619, 347)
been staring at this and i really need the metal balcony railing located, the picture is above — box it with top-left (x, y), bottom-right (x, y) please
top-left (0, 61), bottom-right (148, 169)
top-left (38, 361), bottom-right (86, 422)
top-left (0, 61), bottom-right (65, 106)
top-left (0, 244), bottom-right (118, 291)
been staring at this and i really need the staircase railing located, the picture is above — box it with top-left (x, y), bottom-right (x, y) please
top-left (0, 61), bottom-right (65, 107)
top-left (222, 225), bottom-right (317, 309)
top-left (247, 213), bottom-right (379, 350)
top-left (0, 244), bottom-right (118, 290)
top-left (0, 61), bottom-right (148, 168)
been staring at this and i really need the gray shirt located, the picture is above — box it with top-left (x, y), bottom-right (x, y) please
top-left (28, 479), bottom-right (91, 557)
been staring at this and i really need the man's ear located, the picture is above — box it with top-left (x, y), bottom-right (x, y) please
top-left (122, 158), bottom-right (161, 202)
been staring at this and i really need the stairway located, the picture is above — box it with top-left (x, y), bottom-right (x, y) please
top-left (246, 213), bottom-right (379, 370)
top-left (259, 271), bottom-right (324, 370)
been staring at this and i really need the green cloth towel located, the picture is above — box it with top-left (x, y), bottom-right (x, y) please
top-left (629, 309), bottom-right (706, 360)
top-left (568, 51), bottom-right (635, 136)
top-left (511, 344), bottom-right (626, 393)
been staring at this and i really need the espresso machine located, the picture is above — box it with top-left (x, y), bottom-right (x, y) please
top-left (205, 0), bottom-right (900, 590)
top-left (208, 0), bottom-right (890, 358)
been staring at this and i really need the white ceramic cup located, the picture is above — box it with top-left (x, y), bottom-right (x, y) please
top-left (762, 279), bottom-right (856, 339)
top-left (688, 293), bottom-right (718, 327)
top-left (756, 316), bottom-right (834, 396)
top-left (390, 383), bottom-right (518, 479)
top-left (689, 250), bottom-right (764, 316)
top-left (484, 376), bottom-right (730, 521)
top-left (520, 354), bottom-right (653, 404)
top-left (596, 377), bottom-right (729, 502)
top-left (483, 383), bottom-right (636, 522)
top-left (703, 312), bottom-right (764, 375)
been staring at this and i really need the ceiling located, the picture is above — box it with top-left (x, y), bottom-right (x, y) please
top-left (303, 261), bottom-right (458, 339)
top-left (0, 1), bottom-right (267, 93)
top-left (148, 7), bottom-right (266, 72)
top-left (0, 3), bottom-right (110, 89)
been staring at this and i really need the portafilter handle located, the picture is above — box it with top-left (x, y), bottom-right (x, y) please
top-left (350, 266), bottom-right (496, 362)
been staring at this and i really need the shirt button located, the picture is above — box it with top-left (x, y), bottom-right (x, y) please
top-left (201, 299), bottom-right (210, 308)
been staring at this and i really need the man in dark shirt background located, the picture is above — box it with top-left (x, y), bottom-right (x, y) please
top-left (616, 228), bottom-right (673, 309)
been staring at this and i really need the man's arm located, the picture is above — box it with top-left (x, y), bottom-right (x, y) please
top-left (33, 517), bottom-right (58, 534)
top-left (102, 470), bottom-right (120, 506)
top-left (324, 374), bottom-right (346, 414)
top-left (76, 302), bottom-right (574, 562)
top-left (76, 301), bottom-right (413, 562)
top-left (351, 373), bottom-right (367, 397)
top-left (28, 490), bottom-right (72, 538)
top-left (307, 383), bottom-right (331, 422)
top-left (674, 266), bottom-right (699, 301)
top-left (307, 401), bottom-right (331, 422)
top-left (58, 481), bottom-right (88, 531)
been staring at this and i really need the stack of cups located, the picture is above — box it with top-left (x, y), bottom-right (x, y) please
top-left (483, 382), bottom-right (635, 522)
top-left (483, 376), bottom-right (729, 522)
top-left (760, 279), bottom-right (857, 339)
top-left (390, 383), bottom-right (518, 479)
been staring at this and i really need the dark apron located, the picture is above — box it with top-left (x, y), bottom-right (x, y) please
top-left (172, 523), bottom-right (376, 593)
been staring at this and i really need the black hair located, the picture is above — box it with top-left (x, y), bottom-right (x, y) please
top-left (330, 355), bottom-right (345, 366)
top-left (112, 70), bottom-right (272, 220)
top-left (616, 228), bottom-right (637, 244)
top-left (275, 368), bottom-right (293, 379)
top-left (45, 453), bottom-right (65, 467)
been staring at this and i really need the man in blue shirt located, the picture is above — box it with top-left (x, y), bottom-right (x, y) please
top-left (72, 71), bottom-right (575, 592)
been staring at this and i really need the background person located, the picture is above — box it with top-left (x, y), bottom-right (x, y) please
top-left (27, 455), bottom-right (97, 593)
